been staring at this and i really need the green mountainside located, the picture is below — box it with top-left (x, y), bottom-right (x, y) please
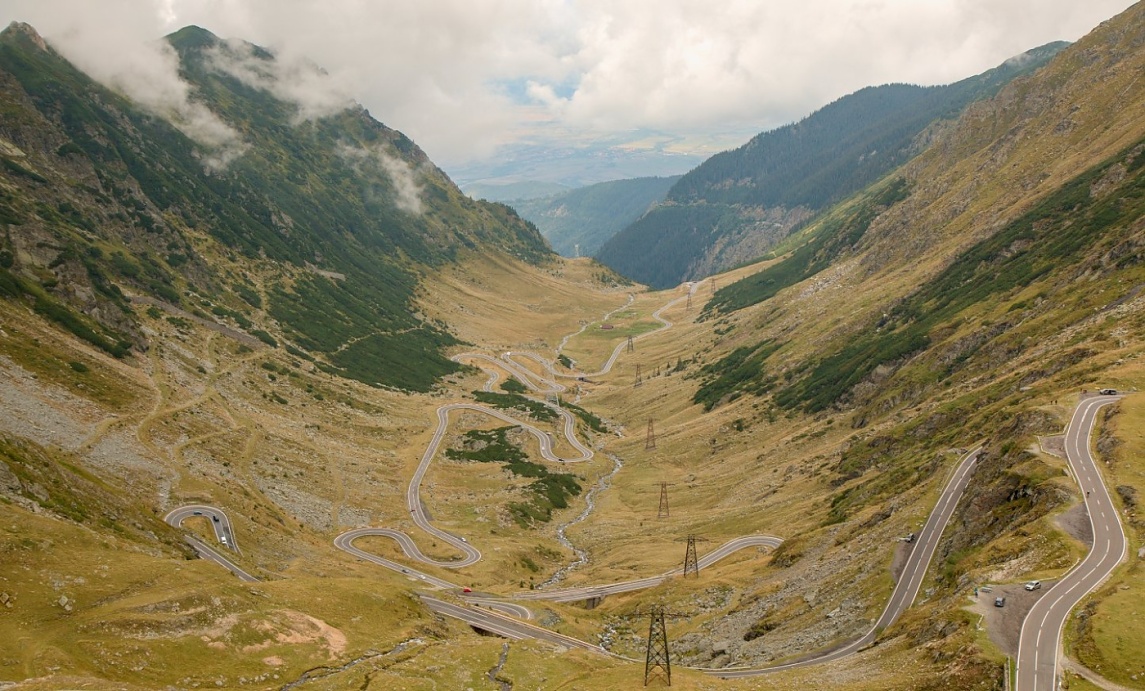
top-left (509, 175), bottom-right (679, 257)
top-left (2, 6), bottom-right (1145, 690)
top-left (462, 179), bottom-right (572, 203)
top-left (695, 7), bottom-right (1145, 421)
top-left (0, 23), bottom-right (549, 392)
top-left (596, 42), bottom-right (1068, 289)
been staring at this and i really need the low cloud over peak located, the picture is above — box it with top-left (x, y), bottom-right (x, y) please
top-left (2, 0), bottom-right (1136, 174)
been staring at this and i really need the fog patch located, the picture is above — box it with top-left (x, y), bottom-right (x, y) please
top-left (205, 38), bottom-right (354, 123)
top-left (19, 18), bottom-right (247, 172)
top-left (340, 145), bottom-right (424, 216)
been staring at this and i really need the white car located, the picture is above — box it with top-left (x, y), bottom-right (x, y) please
top-left (1024, 580), bottom-right (1041, 591)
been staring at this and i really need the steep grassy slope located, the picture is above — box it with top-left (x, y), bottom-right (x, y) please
top-left (510, 176), bottom-right (679, 257)
top-left (596, 43), bottom-right (1066, 289)
top-left (0, 23), bottom-right (549, 392)
top-left (639, 4), bottom-right (1145, 683)
top-left (696, 2), bottom-right (1145, 418)
top-left (2, 7), bottom-right (1145, 691)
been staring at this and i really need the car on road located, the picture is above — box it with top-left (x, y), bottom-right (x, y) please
top-left (1024, 580), bottom-right (1041, 591)
top-left (462, 587), bottom-right (472, 593)
top-left (220, 535), bottom-right (228, 545)
top-left (193, 510), bottom-right (203, 515)
top-left (212, 515), bottom-right (220, 523)
top-left (1099, 388), bottom-right (1118, 395)
top-left (994, 597), bottom-right (1005, 607)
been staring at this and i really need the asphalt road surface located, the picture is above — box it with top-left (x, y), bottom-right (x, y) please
top-left (1015, 395), bottom-right (1126, 691)
top-left (513, 535), bottom-right (783, 603)
top-left (165, 505), bottom-right (258, 582)
top-left (715, 446), bottom-right (981, 678)
top-left (420, 595), bottom-right (612, 654)
top-left (509, 280), bottom-right (703, 380)
top-left (399, 400), bottom-right (597, 569)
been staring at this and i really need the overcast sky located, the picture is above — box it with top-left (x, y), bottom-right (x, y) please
top-left (1, 0), bottom-right (1136, 172)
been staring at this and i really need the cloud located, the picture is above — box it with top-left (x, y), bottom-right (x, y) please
top-left (1, 0), bottom-right (247, 171)
top-left (204, 38), bottom-right (355, 122)
top-left (0, 0), bottom-right (1136, 171)
top-left (339, 144), bottom-right (424, 216)
top-left (376, 152), bottom-right (424, 216)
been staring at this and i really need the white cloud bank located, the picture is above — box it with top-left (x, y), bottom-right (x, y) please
top-left (1, 0), bottom-right (1137, 169)
top-left (204, 38), bottom-right (354, 122)
top-left (1, 0), bottom-right (248, 170)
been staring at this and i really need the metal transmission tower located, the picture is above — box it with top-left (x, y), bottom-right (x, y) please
top-left (627, 335), bottom-right (635, 352)
top-left (645, 418), bottom-right (656, 450)
top-left (657, 481), bottom-right (674, 518)
top-left (686, 293), bottom-right (692, 310)
top-left (644, 605), bottom-right (671, 686)
top-left (634, 364), bottom-right (643, 387)
top-left (636, 605), bottom-right (692, 686)
top-left (679, 535), bottom-right (710, 578)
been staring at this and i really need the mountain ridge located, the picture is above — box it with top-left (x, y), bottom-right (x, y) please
top-left (0, 22), bottom-right (551, 391)
top-left (596, 42), bottom-right (1069, 289)
top-left (509, 175), bottom-right (680, 257)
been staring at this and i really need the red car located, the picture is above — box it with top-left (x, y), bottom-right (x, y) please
top-left (462, 587), bottom-right (472, 593)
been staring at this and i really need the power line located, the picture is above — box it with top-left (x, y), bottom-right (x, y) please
top-left (633, 605), bottom-right (691, 686)
top-left (657, 482), bottom-right (674, 519)
top-left (677, 535), bottom-right (710, 578)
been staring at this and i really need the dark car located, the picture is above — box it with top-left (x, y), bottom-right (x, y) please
top-left (994, 597), bottom-right (1006, 608)
top-left (212, 515), bottom-right (220, 523)
top-left (1099, 388), bottom-right (1118, 395)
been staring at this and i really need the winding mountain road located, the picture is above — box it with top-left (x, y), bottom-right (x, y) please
top-left (165, 505), bottom-right (258, 582)
top-left (512, 535), bottom-right (783, 603)
top-left (355, 286), bottom-right (703, 572)
top-left (333, 284), bottom-right (990, 678)
top-left (1015, 394), bottom-right (1126, 691)
top-left (508, 281), bottom-right (699, 382)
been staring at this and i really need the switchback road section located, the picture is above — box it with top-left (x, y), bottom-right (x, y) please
top-left (1015, 394), bottom-right (1126, 691)
top-left (165, 504), bottom-right (258, 582)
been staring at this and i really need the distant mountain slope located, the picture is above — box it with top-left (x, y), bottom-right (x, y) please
top-left (462, 180), bottom-right (572, 203)
top-left (596, 42), bottom-right (1068, 289)
top-left (693, 3), bottom-right (1145, 416)
top-left (510, 176), bottom-right (679, 257)
top-left (0, 23), bottom-right (550, 391)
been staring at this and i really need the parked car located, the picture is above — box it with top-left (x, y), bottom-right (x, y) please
top-left (1099, 388), bottom-right (1118, 395)
top-left (904, 532), bottom-right (916, 543)
top-left (994, 597), bottom-right (1006, 607)
top-left (1025, 580), bottom-right (1041, 591)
